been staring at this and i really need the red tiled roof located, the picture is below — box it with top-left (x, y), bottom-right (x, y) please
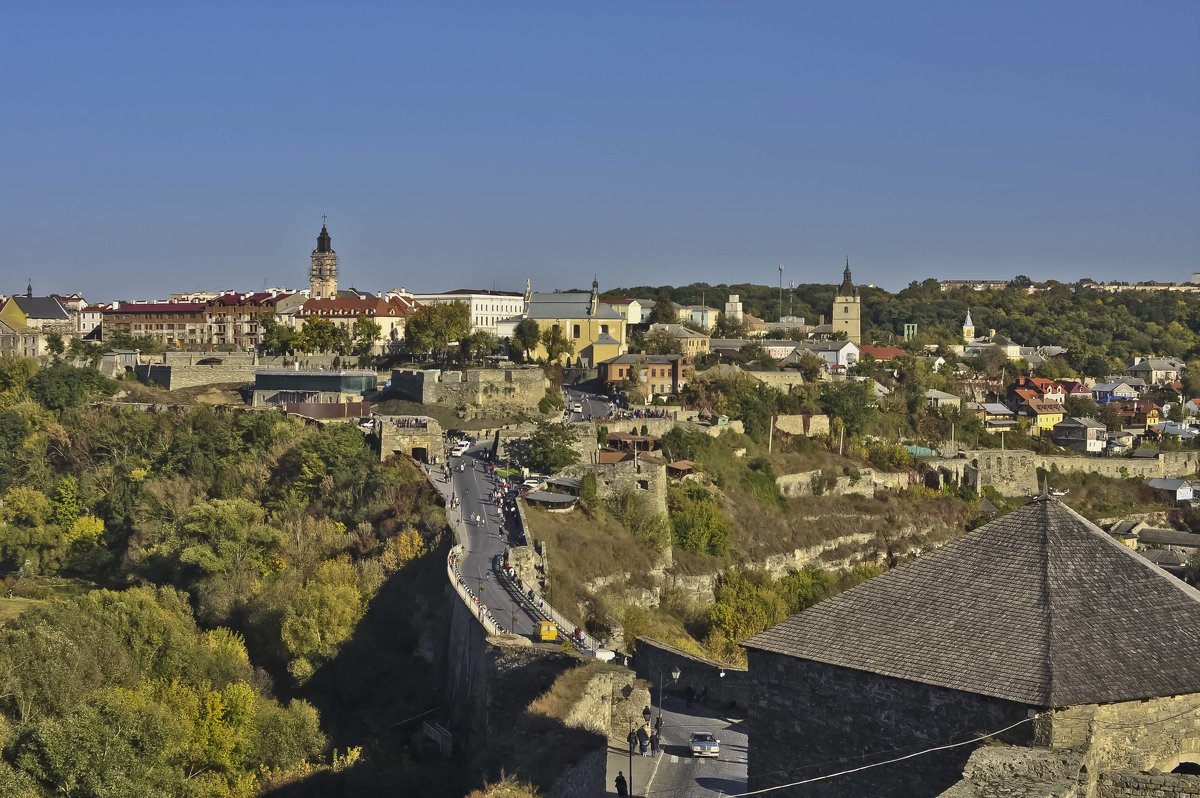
top-left (859, 344), bottom-right (906, 360)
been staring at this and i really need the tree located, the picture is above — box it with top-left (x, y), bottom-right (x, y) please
top-left (641, 328), bottom-right (682, 355)
top-left (540, 326), bottom-right (575, 364)
top-left (649, 291), bottom-right (677, 325)
top-left (793, 351), bottom-right (826, 382)
top-left (820, 380), bottom-right (875, 437)
top-left (281, 558), bottom-right (364, 681)
top-left (514, 421), bottom-right (578, 473)
top-left (712, 311), bottom-right (748, 339)
top-left (298, 317), bottom-right (338, 353)
top-left (351, 316), bottom-right (382, 362)
top-left (405, 302), bottom-right (470, 363)
top-left (737, 343), bottom-right (777, 371)
top-left (462, 330), bottom-right (498, 364)
top-left (512, 319), bottom-right (542, 363)
top-left (258, 316), bottom-right (299, 355)
top-left (45, 333), bottom-right (65, 360)
top-left (28, 364), bottom-right (115, 411)
top-left (66, 337), bottom-right (103, 367)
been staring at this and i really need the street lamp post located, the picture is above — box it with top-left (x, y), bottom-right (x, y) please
top-left (659, 665), bottom-right (681, 720)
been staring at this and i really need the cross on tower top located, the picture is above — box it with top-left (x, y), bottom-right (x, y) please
top-left (322, 214), bottom-right (328, 225)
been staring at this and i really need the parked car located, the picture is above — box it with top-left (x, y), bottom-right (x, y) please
top-left (689, 732), bottom-right (720, 758)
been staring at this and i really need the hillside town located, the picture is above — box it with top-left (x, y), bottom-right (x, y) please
top-left (2, 223), bottom-right (1200, 798)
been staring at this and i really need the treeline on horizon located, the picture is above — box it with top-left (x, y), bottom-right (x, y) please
top-left (605, 278), bottom-right (1200, 371)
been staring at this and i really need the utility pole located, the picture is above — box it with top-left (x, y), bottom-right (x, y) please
top-left (778, 264), bottom-right (784, 321)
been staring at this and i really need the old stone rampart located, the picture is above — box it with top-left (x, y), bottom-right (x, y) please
top-left (633, 637), bottom-right (750, 710)
top-left (938, 450), bottom-right (1200, 496)
top-left (776, 467), bottom-right (911, 498)
top-left (1098, 772), bottom-right (1200, 797)
top-left (391, 367), bottom-right (547, 409)
top-left (775, 413), bottom-right (832, 437)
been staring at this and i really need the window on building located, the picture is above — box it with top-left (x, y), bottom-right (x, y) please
top-left (573, 324), bottom-right (581, 338)
top-left (601, 324), bottom-right (609, 335)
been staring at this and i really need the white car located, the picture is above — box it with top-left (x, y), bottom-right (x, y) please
top-left (451, 442), bottom-right (469, 457)
top-left (689, 732), bottom-right (720, 758)
top-left (571, 402), bottom-right (584, 414)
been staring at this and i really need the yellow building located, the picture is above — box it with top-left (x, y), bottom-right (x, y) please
top-left (1022, 400), bottom-right (1064, 435)
top-left (524, 280), bottom-right (627, 366)
top-left (832, 260), bottom-right (862, 345)
top-left (646, 323), bottom-right (710, 356)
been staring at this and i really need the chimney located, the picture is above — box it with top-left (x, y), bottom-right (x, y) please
top-left (989, 329), bottom-right (997, 337)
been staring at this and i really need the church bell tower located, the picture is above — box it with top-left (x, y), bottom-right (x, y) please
top-left (832, 258), bottom-right (862, 345)
top-left (310, 221), bottom-right (338, 299)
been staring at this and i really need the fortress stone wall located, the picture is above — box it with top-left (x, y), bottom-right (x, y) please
top-left (391, 367), bottom-right (548, 410)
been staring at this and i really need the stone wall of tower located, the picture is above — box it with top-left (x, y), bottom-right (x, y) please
top-left (310, 252), bottom-right (338, 299)
top-left (832, 294), bottom-right (861, 345)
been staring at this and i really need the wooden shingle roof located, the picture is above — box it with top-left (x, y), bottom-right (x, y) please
top-left (743, 497), bottom-right (1200, 707)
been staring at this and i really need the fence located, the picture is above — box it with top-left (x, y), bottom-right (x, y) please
top-left (447, 545), bottom-right (503, 635)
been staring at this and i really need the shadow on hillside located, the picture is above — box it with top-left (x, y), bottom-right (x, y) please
top-left (261, 537), bottom-right (470, 798)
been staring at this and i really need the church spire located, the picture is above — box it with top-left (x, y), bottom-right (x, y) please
top-left (315, 222), bottom-right (333, 254)
top-left (837, 257), bottom-right (857, 297)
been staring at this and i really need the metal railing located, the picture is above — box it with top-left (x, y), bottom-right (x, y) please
top-left (447, 545), bottom-right (503, 636)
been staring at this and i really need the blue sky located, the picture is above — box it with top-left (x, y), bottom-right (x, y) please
top-left (4, 1), bottom-right (1198, 300)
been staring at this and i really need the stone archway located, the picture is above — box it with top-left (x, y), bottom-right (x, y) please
top-left (1154, 738), bottom-right (1200, 775)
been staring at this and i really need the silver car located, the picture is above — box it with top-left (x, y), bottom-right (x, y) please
top-left (689, 731), bottom-right (720, 758)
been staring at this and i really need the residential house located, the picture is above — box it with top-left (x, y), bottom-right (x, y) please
top-left (1111, 399), bottom-right (1160, 430)
top-left (1018, 399), bottom-right (1064, 435)
top-left (646, 323), bottom-right (710, 357)
top-left (924, 389), bottom-right (962, 412)
top-left (78, 304), bottom-right (105, 338)
top-left (296, 294), bottom-right (419, 354)
top-left (742, 497), bottom-right (1200, 798)
top-left (0, 318), bottom-right (43, 358)
top-left (206, 291), bottom-right (305, 350)
top-left (0, 293), bottom-right (75, 357)
top-left (1027, 377), bottom-right (1066, 404)
top-left (961, 329), bottom-right (1024, 359)
top-left (1051, 416), bottom-right (1107, 454)
top-left (1105, 375), bottom-right (1147, 394)
top-left (1106, 429), bottom-right (1135, 455)
top-left (858, 344), bottom-right (906, 361)
top-left (1146, 478), bottom-right (1194, 503)
top-left (1091, 380), bottom-right (1140, 405)
top-left (1182, 398), bottom-right (1200, 417)
top-left (967, 401), bottom-right (1017, 431)
top-left (598, 353), bottom-right (691, 399)
top-left (1127, 357), bottom-right (1184, 385)
top-left (601, 298), bottom-right (650, 326)
top-left (675, 305), bottom-right (719, 331)
top-left (1136, 527), bottom-right (1200, 557)
top-left (102, 301), bottom-right (208, 349)
top-left (1147, 421), bottom-right (1199, 444)
top-left (788, 339), bottom-right (859, 370)
top-left (411, 289), bottom-right (526, 334)
top-left (1056, 379), bottom-right (1090, 399)
top-left (522, 280), bottom-right (627, 366)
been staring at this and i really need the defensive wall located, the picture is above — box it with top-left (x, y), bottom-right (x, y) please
top-left (929, 450), bottom-right (1200, 496)
top-left (559, 456), bottom-right (670, 515)
top-left (776, 467), bottom-right (913, 498)
top-left (633, 637), bottom-right (750, 710)
top-left (136, 352), bottom-right (343, 391)
top-left (390, 367), bottom-right (548, 410)
top-left (775, 413), bottom-right (832, 438)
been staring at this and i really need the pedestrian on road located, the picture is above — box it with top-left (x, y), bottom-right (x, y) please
top-left (650, 732), bottom-right (660, 757)
top-left (614, 771), bottom-right (628, 797)
top-left (654, 715), bottom-right (663, 734)
top-left (637, 725), bottom-right (649, 756)
top-left (627, 730), bottom-right (637, 755)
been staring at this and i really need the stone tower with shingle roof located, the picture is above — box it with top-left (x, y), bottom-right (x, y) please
top-left (310, 223), bottom-right (338, 300)
top-left (742, 496), bottom-right (1200, 797)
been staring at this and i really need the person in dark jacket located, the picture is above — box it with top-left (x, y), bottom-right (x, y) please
top-left (637, 725), bottom-right (650, 756)
top-left (627, 729), bottom-right (638, 754)
top-left (615, 771), bottom-right (628, 796)
top-left (649, 732), bottom-right (660, 757)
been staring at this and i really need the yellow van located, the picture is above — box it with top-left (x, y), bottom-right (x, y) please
top-left (538, 621), bottom-right (558, 642)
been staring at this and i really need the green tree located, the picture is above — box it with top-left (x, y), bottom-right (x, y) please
top-left (649, 291), bottom-right (677, 325)
top-left (514, 421), bottom-right (579, 473)
top-left (820, 380), bottom-right (875, 437)
top-left (27, 364), bottom-right (115, 411)
top-left (792, 351), bottom-right (826, 381)
top-left (281, 558), bottom-right (364, 681)
top-left (405, 302), bottom-right (471, 363)
top-left (45, 333), bottom-right (65, 360)
top-left (298, 317), bottom-right (338, 353)
top-left (351, 316), bottom-right (383, 362)
top-left (540, 325), bottom-right (575, 364)
top-left (462, 329), bottom-right (498, 363)
top-left (258, 316), bottom-right (299, 355)
top-left (512, 319), bottom-right (542, 362)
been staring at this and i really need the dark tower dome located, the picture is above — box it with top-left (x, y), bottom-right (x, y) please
top-left (315, 224), bottom-right (333, 254)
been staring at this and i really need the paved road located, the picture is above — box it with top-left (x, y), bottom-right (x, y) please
top-left (607, 694), bottom-right (747, 798)
top-left (433, 444), bottom-right (541, 638)
top-left (564, 386), bottom-right (613, 423)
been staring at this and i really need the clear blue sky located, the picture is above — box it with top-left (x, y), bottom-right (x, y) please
top-left (5, 1), bottom-right (1198, 300)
